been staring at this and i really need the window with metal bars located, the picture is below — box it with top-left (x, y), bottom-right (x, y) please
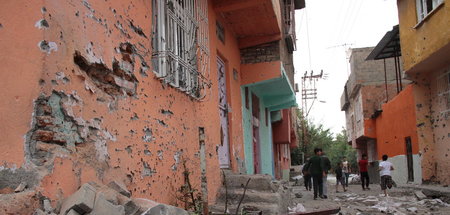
top-left (152, 0), bottom-right (210, 98)
top-left (416, 0), bottom-right (444, 22)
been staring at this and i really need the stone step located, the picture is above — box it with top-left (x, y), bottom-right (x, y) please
top-left (209, 202), bottom-right (282, 215)
top-left (224, 174), bottom-right (278, 192)
top-left (216, 188), bottom-right (281, 205)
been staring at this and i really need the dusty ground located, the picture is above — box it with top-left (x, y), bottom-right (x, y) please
top-left (290, 177), bottom-right (450, 215)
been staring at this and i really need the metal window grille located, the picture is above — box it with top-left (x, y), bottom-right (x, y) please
top-left (437, 69), bottom-right (450, 116)
top-left (152, 0), bottom-right (210, 98)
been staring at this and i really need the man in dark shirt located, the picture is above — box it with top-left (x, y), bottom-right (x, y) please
top-left (308, 148), bottom-right (325, 200)
top-left (321, 152), bottom-right (331, 199)
top-left (359, 154), bottom-right (370, 190)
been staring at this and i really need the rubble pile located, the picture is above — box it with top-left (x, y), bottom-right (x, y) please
top-left (335, 191), bottom-right (450, 215)
top-left (31, 181), bottom-right (189, 215)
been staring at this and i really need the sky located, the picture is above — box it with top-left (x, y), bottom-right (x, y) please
top-left (293, 0), bottom-right (400, 135)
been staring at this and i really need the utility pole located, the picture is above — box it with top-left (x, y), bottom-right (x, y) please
top-left (300, 70), bottom-right (323, 157)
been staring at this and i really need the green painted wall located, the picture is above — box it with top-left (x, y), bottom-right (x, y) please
top-left (241, 87), bottom-right (254, 174)
top-left (241, 87), bottom-right (275, 176)
top-left (258, 97), bottom-right (274, 176)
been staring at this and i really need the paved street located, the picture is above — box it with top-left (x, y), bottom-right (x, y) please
top-left (290, 178), bottom-right (450, 215)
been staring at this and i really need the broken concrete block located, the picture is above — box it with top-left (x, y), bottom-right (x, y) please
top-left (407, 207), bottom-right (418, 213)
top-left (43, 199), bottom-right (54, 213)
top-left (108, 180), bottom-right (131, 198)
top-left (91, 193), bottom-right (125, 215)
top-left (415, 190), bottom-right (427, 200)
top-left (66, 209), bottom-right (80, 215)
top-left (124, 200), bottom-right (140, 215)
top-left (143, 204), bottom-right (189, 215)
top-left (14, 182), bottom-right (27, 192)
top-left (60, 183), bottom-right (96, 215)
top-left (132, 198), bottom-right (159, 211)
top-left (96, 187), bottom-right (119, 205)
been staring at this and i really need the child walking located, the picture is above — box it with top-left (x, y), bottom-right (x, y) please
top-left (379, 154), bottom-right (394, 197)
top-left (335, 162), bottom-right (347, 193)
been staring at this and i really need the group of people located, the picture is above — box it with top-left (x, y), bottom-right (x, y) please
top-left (302, 148), bottom-right (395, 199)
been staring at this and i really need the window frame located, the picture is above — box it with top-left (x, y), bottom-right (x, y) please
top-left (415, 0), bottom-right (445, 25)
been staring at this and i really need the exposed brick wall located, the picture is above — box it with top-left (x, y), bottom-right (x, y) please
top-left (240, 41), bottom-right (281, 64)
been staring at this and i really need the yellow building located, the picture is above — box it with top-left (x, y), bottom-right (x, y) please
top-left (397, 0), bottom-right (450, 184)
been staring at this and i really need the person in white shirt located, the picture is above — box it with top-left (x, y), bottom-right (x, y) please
top-left (379, 154), bottom-right (394, 196)
top-left (342, 157), bottom-right (350, 187)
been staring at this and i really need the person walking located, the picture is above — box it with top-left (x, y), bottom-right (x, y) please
top-left (321, 152), bottom-right (331, 199)
top-left (379, 154), bottom-right (394, 197)
top-left (309, 148), bottom-right (325, 200)
top-left (335, 162), bottom-right (347, 193)
top-left (342, 157), bottom-right (350, 187)
top-left (302, 158), bottom-right (312, 191)
top-left (359, 154), bottom-right (370, 190)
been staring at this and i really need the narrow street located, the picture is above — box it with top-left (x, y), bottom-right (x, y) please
top-left (290, 178), bottom-right (450, 215)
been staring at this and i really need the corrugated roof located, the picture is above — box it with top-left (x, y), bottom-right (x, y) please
top-left (366, 25), bottom-right (401, 60)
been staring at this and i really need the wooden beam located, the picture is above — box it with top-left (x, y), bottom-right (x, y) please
top-left (213, 0), bottom-right (261, 12)
top-left (238, 34), bottom-right (282, 49)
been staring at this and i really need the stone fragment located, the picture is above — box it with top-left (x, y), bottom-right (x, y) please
top-left (124, 200), bottom-right (140, 215)
top-left (415, 190), bottom-right (427, 200)
top-left (14, 182), bottom-right (27, 193)
top-left (43, 199), bottom-right (54, 212)
top-left (60, 183), bottom-right (96, 215)
top-left (407, 207), bottom-right (418, 213)
top-left (143, 204), bottom-right (189, 215)
top-left (91, 193), bottom-right (125, 215)
top-left (66, 209), bottom-right (80, 215)
top-left (108, 180), bottom-right (131, 198)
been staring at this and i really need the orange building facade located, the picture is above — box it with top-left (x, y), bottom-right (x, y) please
top-left (0, 0), bottom-right (302, 212)
top-left (341, 46), bottom-right (421, 185)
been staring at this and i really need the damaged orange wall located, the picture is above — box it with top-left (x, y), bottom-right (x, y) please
top-left (0, 0), bottom-right (247, 209)
top-left (373, 85), bottom-right (419, 159)
top-left (209, 3), bottom-right (246, 174)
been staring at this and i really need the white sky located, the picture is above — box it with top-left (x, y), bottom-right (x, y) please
top-left (293, 0), bottom-right (399, 135)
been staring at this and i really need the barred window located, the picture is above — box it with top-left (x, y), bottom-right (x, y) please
top-left (152, 0), bottom-right (210, 98)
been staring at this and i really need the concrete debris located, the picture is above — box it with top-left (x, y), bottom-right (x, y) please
top-left (57, 182), bottom-right (188, 215)
top-left (14, 181), bottom-right (27, 193)
top-left (108, 180), bottom-right (131, 198)
top-left (92, 193), bottom-right (125, 215)
top-left (407, 207), bottom-right (418, 213)
top-left (143, 204), bottom-right (189, 215)
top-left (43, 199), bottom-right (54, 213)
top-left (288, 203), bottom-right (306, 213)
top-left (66, 209), bottom-right (80, 215)
top-left (414, 190), bottom-right (427, 200)
top-left (59, 183), bottom-right (96, 215)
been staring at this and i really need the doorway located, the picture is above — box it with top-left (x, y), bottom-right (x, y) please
top-left (252, 93), bottom-right (261, 174)
top-left (405, 137), bottom-right (414, 182)
top-left (217, 57), bottom-right (230, 168)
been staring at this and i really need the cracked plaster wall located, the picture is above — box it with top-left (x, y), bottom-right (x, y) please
top-left (0, 0), bottom-right (247, 209)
